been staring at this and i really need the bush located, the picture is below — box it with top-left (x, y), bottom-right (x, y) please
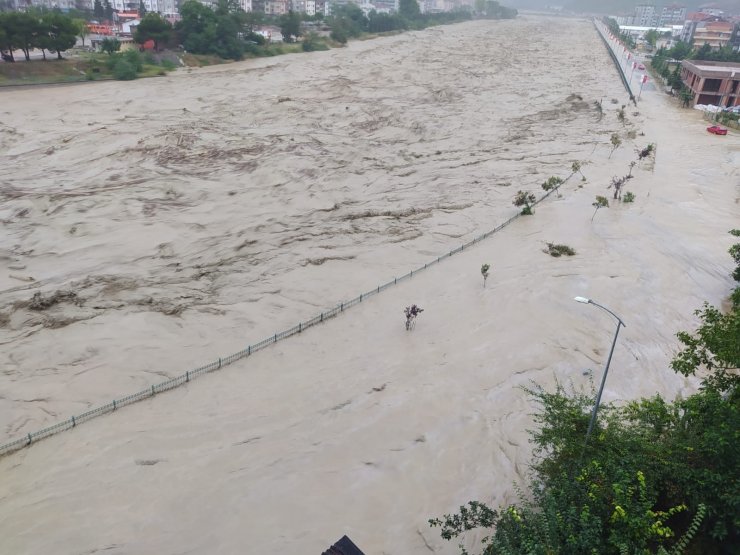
top-left (302, 32), bottom-right (329, 52)
top-left (123, 49), bottom-right (144, 72)
top-left (544, 243), bottom-right (576, 257)
top-left (330, 27), bottom-right (348, 44)
top-left (622, 191), bottom-right (635, 203)
top-left (113, 59), bottom-right (138, 80)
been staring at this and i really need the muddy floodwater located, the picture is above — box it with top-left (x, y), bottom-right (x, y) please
top-left (1, 15), bottom-right (738, 555)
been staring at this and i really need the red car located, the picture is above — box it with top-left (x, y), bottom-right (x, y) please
top-left (707, 125), bottom-right (728, 135)
top-left (637, 63), bottom-right (645, 70)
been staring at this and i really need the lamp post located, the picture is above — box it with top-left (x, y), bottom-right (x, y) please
top-left (574, 296), bottom-right (626, 454)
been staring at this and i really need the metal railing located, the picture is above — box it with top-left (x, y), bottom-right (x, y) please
top-left (0, 174), bottom-right (573, 457)
top-left (593, 19), bottom-right (637, 104)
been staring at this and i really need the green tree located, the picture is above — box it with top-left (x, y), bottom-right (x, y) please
top-left (279, 9), bottom-right (301, 43)
top-left (669, 40), bottom-right (692, 61)
top-left (45, 13), bottom-right (79, 60)
top-left (513, 190), bottom-right (536, 215)
top-left (93, 0), bottom-right (104, 20)
top-left (591, 195), bottom-right (609, 221)
top-left (73, 18), bottom-right (87, 46)
top-left (100, 36), bottom-right (121, 55)
top-left (693, 42), bottom-right (712, 60)
top-left (644, 28), bottom-right (659, 48)
top-left (330, 3), bottom-right (367, 37)
top-left (104, 0), bottom-right (113, 21)
top-left (398, 0), bottom-right (421, 21)
top-left (134, 12), bottom-right (172, 50)
top-left (5, 11), bottom-right (39, 61)
top-left (176, 0), bottom-right (248, 60)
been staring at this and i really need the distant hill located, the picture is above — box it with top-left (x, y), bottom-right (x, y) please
top-left (506, 0), bottom-right (740, 15)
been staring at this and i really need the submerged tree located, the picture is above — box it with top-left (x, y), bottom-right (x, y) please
top-left (637, 143), bottom-right (655, 160)
top-left (617, 104), bottom-right (626, 125)
top-left (513, 190), bottom-right (536, 215)
top-left (481, 263), bottom-right (490, 288)
top-left (541, 176), bottom-right (563, 192)
top-left (591, 195), bottom-right (609, 221)
top-left (609, 133), bottom-right (622, 159)
top-left (404, 304), bottom-right (424, 331)
top-left (571, 161), bottom-right (586, 181)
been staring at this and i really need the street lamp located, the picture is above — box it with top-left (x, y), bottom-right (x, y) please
top-left (574, 296), bottom-right (626, 453)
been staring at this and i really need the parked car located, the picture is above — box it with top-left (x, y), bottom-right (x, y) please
top-left (707, 125), bottom-right (728, 135)
top-left (637, 63), bottom-right (646, 70)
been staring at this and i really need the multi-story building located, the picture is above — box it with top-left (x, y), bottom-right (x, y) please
top-left (698, 5), bottom-right (723, 17)
top-left (659, 4), bottom-right (686, 26)
top-left (692, 20), bottom-right (733, 49)
top-left (263, 0), bottom-right (288, 14)
top-left (371, 0), bottom-right (397, 12)
top-left (634, 4), bottom-right (657, 27)
top-left (681, 59), bottom-right (740, 107)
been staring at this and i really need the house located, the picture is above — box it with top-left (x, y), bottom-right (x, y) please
top-left (681, 60), bottom-right (740, 107)
top-left (692, 20), bottom-right (734, 49)
top-left (680, 13), bottom-right (725, 44)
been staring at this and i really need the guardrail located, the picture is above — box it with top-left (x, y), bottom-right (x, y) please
top-left (0, 174), bottom-right (574, 458)
top-left (593, 19), bottom-right (637, 105)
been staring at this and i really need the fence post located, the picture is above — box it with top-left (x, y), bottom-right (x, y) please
top-left (360, 293), bottom-right (363, 301)
top-left (377, 285), bottom-right (380, 293)
top-left (394, 277), bottom-right (397, 284)
top-left (320, 313), bottom-right (323, 322)
top-left (274, 333), bottom-right (277, 342)
top-left (410, 270), bottom-right (413, 276)
top-left (218, 357), bottom-right (222, 369)
top-left (248, 345), bottom-right (251, 355)
top-left (151, 385), bottom-right (155, 396)
top-left (341, 302), bottom-right (344, 311)
top-left (299, 322), bottom-right (302, 333)
top-left (186, 370), bottom-right (190, 382)
top-left (27, 433), bottom-right (32, 445)
top-left (71, 415), bottom-right (76, 427)
top-left (112, 399), bottom-right (117, 410)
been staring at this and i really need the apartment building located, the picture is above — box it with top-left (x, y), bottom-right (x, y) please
top-left (692, 20), bottom-right (734, 49)
top-left (659, 4), bottom-right (686, 26)
top-left (634, 4), bottom-right (658, 27)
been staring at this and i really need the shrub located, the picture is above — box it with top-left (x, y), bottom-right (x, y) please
top-left (541, 176), bottom-right (563, 192)
top-left (622, 191), bottom-right (635, 203)
top-left (591, 195), bottom-right (609, 221)
top-left (513, 190), bottom-right (536, 216)
top-left (123, 49), bottom-right (144, 72)
top-left (113, 59), bottom-right (138, 80)
top-left (544, 243), bottom-right (576, 257)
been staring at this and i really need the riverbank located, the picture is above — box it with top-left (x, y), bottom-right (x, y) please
top-left (0, 15), bottom-right (737, 555)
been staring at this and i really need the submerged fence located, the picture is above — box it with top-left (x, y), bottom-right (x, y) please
top-left (593, 19), bottom-right (637, 104)
top-left (0, 175), bottom-right (574, 457)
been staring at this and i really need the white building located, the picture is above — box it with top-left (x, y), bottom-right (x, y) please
top-left (659, 5), bottom-right (686, 26)
top-left (634, 4), bottom-right (657, 27)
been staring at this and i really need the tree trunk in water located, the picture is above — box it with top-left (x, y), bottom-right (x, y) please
top-left (57, 50), bottom-right (63, 60)
top-left (42, 49), bottom-right (46, 60)
top-left (23, 47), bottom-right (30, 61)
